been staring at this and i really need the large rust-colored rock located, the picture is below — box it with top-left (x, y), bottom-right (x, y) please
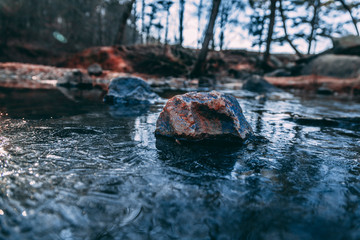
top-left (155, 91), bottom-right (253, 142)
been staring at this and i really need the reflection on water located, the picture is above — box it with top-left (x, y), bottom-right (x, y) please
top-left (0, 88), bottom-right (360, 239)
top-left (156, 137), bottom-right (244, 178)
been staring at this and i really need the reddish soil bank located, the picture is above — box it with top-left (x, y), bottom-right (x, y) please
top-left (59, 45), bottom-right (263, 77)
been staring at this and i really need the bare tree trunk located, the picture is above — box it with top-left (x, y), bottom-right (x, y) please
top-left (338, 0), bottom-right (359, 36)
top-left (0, 14), bottom-right (8, 47)
top-left (97, 4), bottom-right (103, 46)
top-left (258, 17), bottom-right (265, 53)
top-left (114, 0), bottom-right (136, 45)
top-left (146, 8), bottom-right (156, 44)
top-left (219, 31), bottom-right (224, 51)
top-left (279, 0), bottom-right (303, 58)
top-left (146, 22), bottom-right (152, 44)
top-left (197, 0), bottom-right (203, 49)
top-left (211, 36), bottom-right (215, 50)
top-left (179, 0), bottom-right (185, 46)
top-left (132, 1), bottom-right (137, 44)
top-left (263, 0), bottom-right (277, 68)
top-left (164, 7), bottom-right (170, 45)
top-left (141, 0), bottom-right (145, 43)
top-left (307, 0), bottom-right (320, 54)
top-left (190, 0), bottom-right (222, 78)
top-left (219, 4), bottom-right (226, 51)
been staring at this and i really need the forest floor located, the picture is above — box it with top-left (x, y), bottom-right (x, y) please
top-left (0, 44), bottom-right (359, 96)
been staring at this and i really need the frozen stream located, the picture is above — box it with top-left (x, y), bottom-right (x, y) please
top-left (0, 88), bottom-right (359, 239)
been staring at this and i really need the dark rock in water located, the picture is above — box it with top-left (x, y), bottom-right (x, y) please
top-left (242, 75), bottom-right (280, 93)
top-left (104, 77), bottom-right (158, 105)
top-left (87, 63), bottom-right (103, 76)
top-left (255, 94), bottom-right (267, 102)
top-left (57, 70), bottom-right (92, 88)
top-left (289, 63), bottom-right (306, 76)
top-left (301, 54), bottom-right (360, 78)
top-left (228, 69), bottom-right (252, 79)
top-left (316, 86), bottom-right (334, 95)
top-left (198, 76), bottom-right (216, 88)
top-left (155, 91), bottom-right (253, 142)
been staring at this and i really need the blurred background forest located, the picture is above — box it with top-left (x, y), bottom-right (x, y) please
top-left (1, 0), bottom-right (359, 57)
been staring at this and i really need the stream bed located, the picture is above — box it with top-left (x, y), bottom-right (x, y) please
top-left (0, 87), bottom-right (360, 240)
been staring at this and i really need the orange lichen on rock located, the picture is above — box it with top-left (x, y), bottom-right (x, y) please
top-left (155, 91), bottom-right (253, 142)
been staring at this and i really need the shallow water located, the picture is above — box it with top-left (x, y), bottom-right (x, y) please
top-left (0, 88), bottom-right (359, 240)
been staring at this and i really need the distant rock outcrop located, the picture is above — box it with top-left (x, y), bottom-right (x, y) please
top-left (332, 35), bottom-right (360, 50)
top-left (301, 54), bottom-right (360, 78)
top-left (155, 91), bottom-right (253, 142)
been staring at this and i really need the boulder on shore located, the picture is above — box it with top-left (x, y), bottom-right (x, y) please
top-left (301, 54), bottom-right (360, 78)
top-left (104, 77), bottom-right (158, 105)
top-left (155, 91), bottom-right (253, 142)
top-left (332, 35), bottom-right (360, 50)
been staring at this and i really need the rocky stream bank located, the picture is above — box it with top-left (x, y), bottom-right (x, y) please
top-left (1, 36), bottom-right (360, 97)
top-left (1, 61), bottom-right (360, 99)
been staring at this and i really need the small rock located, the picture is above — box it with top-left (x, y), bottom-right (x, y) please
top-left (57, 70), bottom-right (92, 88)
top-left (255, 94), bottom-right (267, 102)
top-left (242, 75), bottom-right (280, 93)
top-left (87, 63), bottom-right (103, 76)
top-left (104, 76), bottom-right (158, 105)
top-left (317, 86), bottom-right (334, 95)
top-left (155, 91), bottom-right (253, 142)
top-left (198, 76), bottom-right (216, 88)
top-left (228, 69), bottom-right (252, 79)
top-left (289, 63), bottom-right (306, 76)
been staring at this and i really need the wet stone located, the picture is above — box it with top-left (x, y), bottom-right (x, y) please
top-left (155, 91), bottom-right (254, 143)
top-left (87, 63), bottom-right (103, 76)
top-left (57, 69), bottom-right (92, 88)
top-left (104, 77), bottom-right (158, 105)
top-left (242, 74), bottom-right (280, 93)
